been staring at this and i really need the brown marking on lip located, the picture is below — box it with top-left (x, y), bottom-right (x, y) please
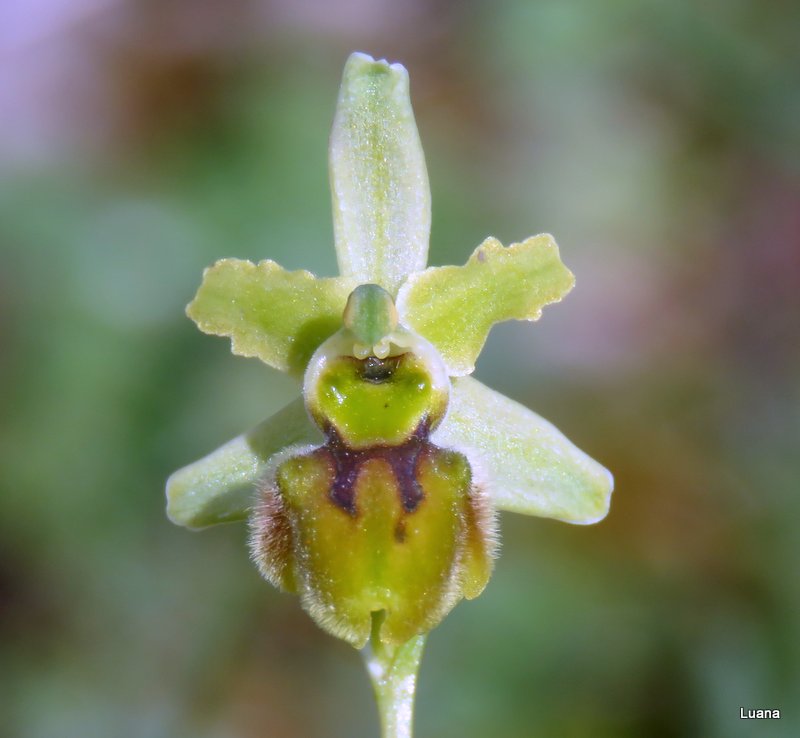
top-left (322, 420), bottom-right (431, 515)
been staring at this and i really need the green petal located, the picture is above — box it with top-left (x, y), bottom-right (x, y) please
top-left (166, 397), bottom-right (322, 529)
top-left (396, 235), bottom-right (575, 376)
top-left (187, 258), bottom-right (355, 377)
top-left (432, 377), bottom-right (613, 524)
top-left (329, 52), bottom-right (430, 295)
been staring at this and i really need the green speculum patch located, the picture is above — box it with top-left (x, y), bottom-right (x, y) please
top-left (308, 353), bottom-right (448, 449)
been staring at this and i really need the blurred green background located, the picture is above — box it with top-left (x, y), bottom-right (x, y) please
top-left (1, 1), bottom-right (799, 736)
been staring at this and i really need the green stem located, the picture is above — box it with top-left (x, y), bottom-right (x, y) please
top-left (362, 612), bottom-right (426, 738)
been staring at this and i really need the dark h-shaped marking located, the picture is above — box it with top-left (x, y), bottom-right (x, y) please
top-left (324, 422), bottom-right (429, 515)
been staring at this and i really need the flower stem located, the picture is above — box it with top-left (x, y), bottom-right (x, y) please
top-left (362, 612), bottom-right (426, 738)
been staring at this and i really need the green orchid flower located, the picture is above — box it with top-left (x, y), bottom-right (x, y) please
top-left (166, 52), bottom-right (613, 738)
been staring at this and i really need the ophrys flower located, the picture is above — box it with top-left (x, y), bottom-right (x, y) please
top-left (166, 51), bottom-right (613, 736)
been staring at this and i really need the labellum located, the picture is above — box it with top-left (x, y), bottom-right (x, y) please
top-left (250, 285), bottom-right (497, 646)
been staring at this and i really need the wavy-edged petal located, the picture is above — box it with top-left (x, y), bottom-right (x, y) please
top-left (166, 397), bottom-right (322, 529)
top-left (432, 377), bottom-right (613, 524)
top-left (397, 235), bottom-right (574, 376)
top-left (329, 52), bottom-right (430, 295)
top-left (187, 258), bottom-right (355, 377)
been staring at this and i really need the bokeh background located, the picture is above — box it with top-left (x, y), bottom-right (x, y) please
top-left (2, 1), bottom-right (799, 736)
